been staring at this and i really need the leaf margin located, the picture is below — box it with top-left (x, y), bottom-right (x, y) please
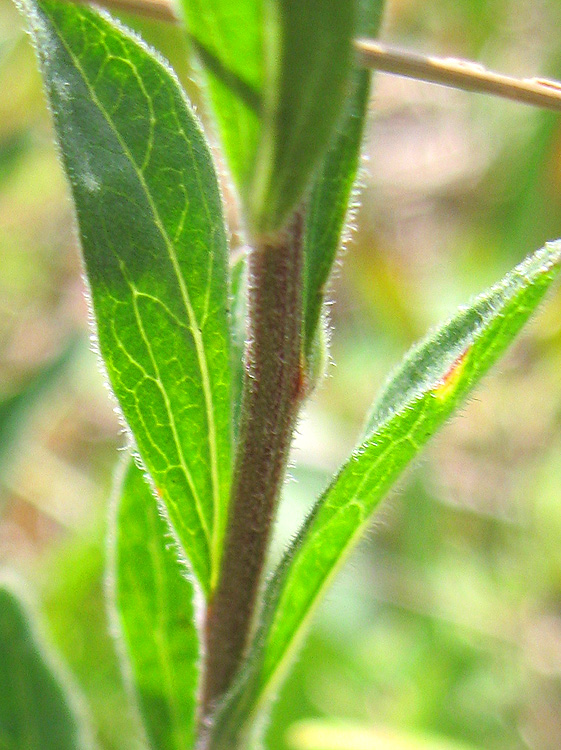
top-left (212, 241), bottom-right (561, 744)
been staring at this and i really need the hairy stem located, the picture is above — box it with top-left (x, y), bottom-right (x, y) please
top-left (202, 211), bottom-right (305, 714)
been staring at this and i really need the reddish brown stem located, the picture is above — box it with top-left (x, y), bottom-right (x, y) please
top-left (202, 211), bottom-right (305, 715)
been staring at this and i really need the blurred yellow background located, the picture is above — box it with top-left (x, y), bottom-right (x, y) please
top-left (2, 0), bottom-right (561, 748)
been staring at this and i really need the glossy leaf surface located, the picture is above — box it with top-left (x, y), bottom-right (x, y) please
top-left (110, 459), bottom-right (200, 750)
top-left (0, 583), bottom-right (89, 750)
top-left (23, 0), bottom-right (232, 594)
top-left (179, 0), bottom-right (262, 188)
top-left (216, 243), bottom-right (561, 740)
top-left (303, 0), bottom-right (385, 363)
top-left (250, 0), bottom-right (356, 232)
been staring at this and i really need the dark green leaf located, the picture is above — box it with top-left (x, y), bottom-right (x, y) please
top-left (250, 0), bottom-right (356, 232)
top-left (0, 581), bottom-right (91, 750)
top-left (303, 0), bottom-right (386, 365)
top-left (22, 0), bottom-right (232, 595)
top-left (110, 458), bottom-right (200, 750)
top-left (215, 243), bottom-right (561, 742)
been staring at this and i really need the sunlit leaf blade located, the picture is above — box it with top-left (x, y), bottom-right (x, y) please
top-left (22, 0), bottom-right (232, 595)
top-left (110, 459), bottom-right (200, 750)
top-left (0, 582), bottom-right (91, 750)
top-left (178, 0), bottom-right (262, 187)
top-left (215, 243), bottom-right (561, 741)
top-left (250, 0), bottom-right (356, 232)
top-left (303, 0), bottom-right (385, 365)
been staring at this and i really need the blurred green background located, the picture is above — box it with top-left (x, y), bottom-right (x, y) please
top-left (2, 0), bottom-right (561, 748)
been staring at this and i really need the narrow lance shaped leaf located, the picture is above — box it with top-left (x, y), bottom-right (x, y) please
top-left (303, 0), bottom-right (386, 370)
top-left (178, 0), bottom-right (262, 188)
top-left (0, 582), bottom-right (91, 750)
top-left (109, 458), bottom-right (200, 750)
top-left (250, 0), bottom-right (356, 232)
top-left (214, 243), bottom-right (561, 742)
top-left (22, 0), bottom-right (232, 595)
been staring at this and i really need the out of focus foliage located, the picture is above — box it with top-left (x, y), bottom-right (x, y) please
top-left (2, 0), bottom-right (561, 748)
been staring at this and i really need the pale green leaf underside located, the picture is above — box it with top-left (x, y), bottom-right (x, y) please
top-left (217, 243), bottom-right (561, 738)
top-left (0, 583), bottom-right (88, 750)
top-left (250, 0), bottom-right (356, 232)
top-left (111, 459), bottom-right (200, 750)
top-left (23, 0), bottom-right (231, 594)
top-left (179, 0), bottom-right (262, 188)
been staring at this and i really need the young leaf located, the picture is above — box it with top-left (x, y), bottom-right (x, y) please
top-left (214, 243), bottom-right (561, 742)
top-left (0, 581), bottom-right (91, 750)
top-left (109, 458), bottom-right (200, 750)
top-left (22, 0), bottom-right (232, 595)
top-left (250, 0), bottom-right (356, 232)
top-left (303, 0), bottom-right (385, 366)
top-left (178, 0), bottom-right (262, 188)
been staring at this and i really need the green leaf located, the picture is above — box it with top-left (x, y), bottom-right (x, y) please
top-left (0, 580), bottom-right (91, 750)
top-left (22, 0), bottom-right (232, 595)
top-left (109, 458), bottom-right (200, 750)
top-left (250, 0), bottom-right (356, 232)
top-left (215, 243), bottom-right (561, 741)
top-left (40, 529), bottom-right (139, 750)
top-left (303, 0), bottom-right (385, 365)
top-left (179, 0), bottom-right (356, 233)
top-left (178, 0), bottom-right (262, 188)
